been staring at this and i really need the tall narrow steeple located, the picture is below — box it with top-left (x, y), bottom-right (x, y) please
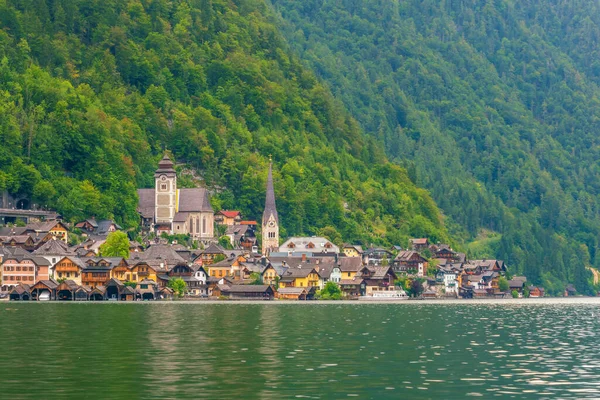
top-left (262, 159), bottom-right (279, 255)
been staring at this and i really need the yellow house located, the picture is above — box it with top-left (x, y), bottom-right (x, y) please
top-left (111, 264), bottom-right (130, 282)
top-left (206, 258), bottom-right (234, 279)
top-left (129, 262), bottom-right (158, 284)
top-left (338, 257), bottom-right (363, 280)
top-left (54, 257), bottom-right (84, 285)
top-left (279, 267), bottom-right (320, 288)
top-left (262, 265), bottom-right (279, 285)
top-left (343, 245), bottom-right (363, 258)
top-left (47, 222), bottom-right (69, 243)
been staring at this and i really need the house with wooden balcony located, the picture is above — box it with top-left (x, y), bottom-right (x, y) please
top-left (129, 261), bottom-right (158, 284)
top-left (357, 266), bottom-right (397, 295)
top-left (54, 257), bottom-right (85, 285)
top-left (81, 257), bottom-right (126, 288)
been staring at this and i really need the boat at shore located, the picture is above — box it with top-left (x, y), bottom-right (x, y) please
top-left (359, 289), bottom-right (409, 301)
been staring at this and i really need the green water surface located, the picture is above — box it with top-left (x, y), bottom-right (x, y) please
top-left (1, 300), bottom-right (599, 399)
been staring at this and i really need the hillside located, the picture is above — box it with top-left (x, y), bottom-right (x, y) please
top-left (0, 0), bottom-right (448, 248)
top-left (269, 0), bottom-right (600, 292)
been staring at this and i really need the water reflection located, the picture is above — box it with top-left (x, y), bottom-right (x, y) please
top-left (0, 301), bottom-right (600, 398)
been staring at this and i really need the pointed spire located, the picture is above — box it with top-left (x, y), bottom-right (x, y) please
top-left (263, 160), bottom-right (278, 225)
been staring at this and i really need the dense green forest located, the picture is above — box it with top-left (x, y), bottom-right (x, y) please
top-left (0, 0), bottom-right (449, 250)
top-left (269, 0), bottom-right (600, 294)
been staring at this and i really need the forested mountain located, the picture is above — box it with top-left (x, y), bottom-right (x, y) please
top-left (0, 1), bottom-right (449, 249)
top-left (269, 0), bottom-right (600, 293)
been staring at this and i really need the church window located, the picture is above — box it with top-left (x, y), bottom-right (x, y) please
top-left (202, 217), bottom-right (206, 234)
top-left (160, 183), bottom-right (167, 191)
top-left (196, 217), bottom-right (200, 234)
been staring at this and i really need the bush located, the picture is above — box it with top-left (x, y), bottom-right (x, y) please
top-left (318, 281), bottom-right (342, 300)
top-left (511, 290), bottom-right (519, 298)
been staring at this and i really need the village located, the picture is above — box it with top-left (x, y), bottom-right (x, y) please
top-left (0, 155), bottom-right (552, 302)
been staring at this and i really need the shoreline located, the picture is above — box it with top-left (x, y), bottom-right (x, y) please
top-left (4, 297), bottom-right (600, 305)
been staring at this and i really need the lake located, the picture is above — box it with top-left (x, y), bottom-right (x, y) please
top-left (1, 299), bottom-right (599, 399)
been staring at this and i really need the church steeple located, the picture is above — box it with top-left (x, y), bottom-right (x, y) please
top-left (263, 160), bottom-right (278, 225)
top-left (262, 159), bottom-right (279, 255)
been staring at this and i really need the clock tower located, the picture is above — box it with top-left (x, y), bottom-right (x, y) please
top-left (262, 160), bottom-right (279, 255)
top-left (154, 153), bottom-right (177, 231)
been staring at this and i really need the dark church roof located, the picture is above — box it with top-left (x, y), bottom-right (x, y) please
top-left (262, 162), bottom-right (278, 225)
top-left (137, 189), bottom-right (155, 219)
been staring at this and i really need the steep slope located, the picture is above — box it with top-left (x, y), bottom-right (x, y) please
top-left (270, 0), bottom-right (600, 292)
top-left (0, 0), bottom-right (448, 247)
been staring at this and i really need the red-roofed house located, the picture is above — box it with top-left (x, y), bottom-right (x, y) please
top-left (215, 210), bottom-right (242, 226)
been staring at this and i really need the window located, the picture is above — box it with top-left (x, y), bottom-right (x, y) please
top-left (16, 267), bottom-right (21, 272)
top-left (160, 183), bottom-right (167, 191)
top-left (202, 217), bottom-right (206, 234)
top-left (348, 272), bottom-right (351, 277)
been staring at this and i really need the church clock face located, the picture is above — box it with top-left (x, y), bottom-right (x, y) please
top-left (160, 175), bottom-right (167, 181)
top-left (268, 221), bottom-right (275, 228)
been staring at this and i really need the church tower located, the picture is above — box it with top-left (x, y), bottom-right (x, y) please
top-left (154, 153), bottom-right (177, 232)
top-left (262, 160), bottom-right (279, 255)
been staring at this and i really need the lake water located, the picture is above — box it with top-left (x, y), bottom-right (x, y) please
top-left (1, 299), bottom-right (600, 399)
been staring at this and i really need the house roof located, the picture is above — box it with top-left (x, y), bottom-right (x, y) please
top-left (508, 280), bottom-right (524, 288)
top-left (277, 287), bottom-right (307, 295)
top-left (394, 250), bottom-right (426, 262)
top-left (343, 245), bottom-right (364, 253)
top-left (222, 285), bottom-right (273, 293)
top-left (338, 257), bottom-right (363, 272)
top-left (32, 238), bottom-right (73, 256)
top-left (96, 220), bottom-right (122, 235)
top-left (367, 266), bottom-right (394, 279)
top-left (200, 243), bottom-right (226, 255)
top-left (339, 278), bottom-right (364, 286)
top-left (279, 237), bottom-right (339, 253)
top-left (410, 238), bottom-right (429, 245)
top-left (219, 210), bottom-right (241, 218)
top-left (282, 266), bottom-right (319, 278)
top-left (138, 245), bottom-right (186, 264)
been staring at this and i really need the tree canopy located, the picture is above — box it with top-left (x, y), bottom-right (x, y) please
top-left (270, 0), bottom-right (600, 292)
top-left (99, 231), bottom-right (130, 258)
top-left (0, 0), bottom-right (448, 251)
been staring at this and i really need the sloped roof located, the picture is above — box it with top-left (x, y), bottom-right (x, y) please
top-left (394, 250), bottom-right (426, 262)
top-left (277, 287), bottom-right (307, 295)
top-left (338, 257), bottom-right (363, 272)
top-left (33, 238), bottom-right (73, 256)
top-left (139, 245), bottom-right (186, 264)
top-left (96, 220), bottom-right (122, 235)
top-left (223, 285), bottom-right (272, 293)
top-left (219, 210), bottom-right (240, 218)
top-left (200, 243), bottom-right (226, 255)
top-left (179, 188), bottom-right (213, 212)
top-left (137, 189), bottom-right (155, 219)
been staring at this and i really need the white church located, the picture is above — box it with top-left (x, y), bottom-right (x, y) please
top-left (137, 154), bottom-right (215, 241)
